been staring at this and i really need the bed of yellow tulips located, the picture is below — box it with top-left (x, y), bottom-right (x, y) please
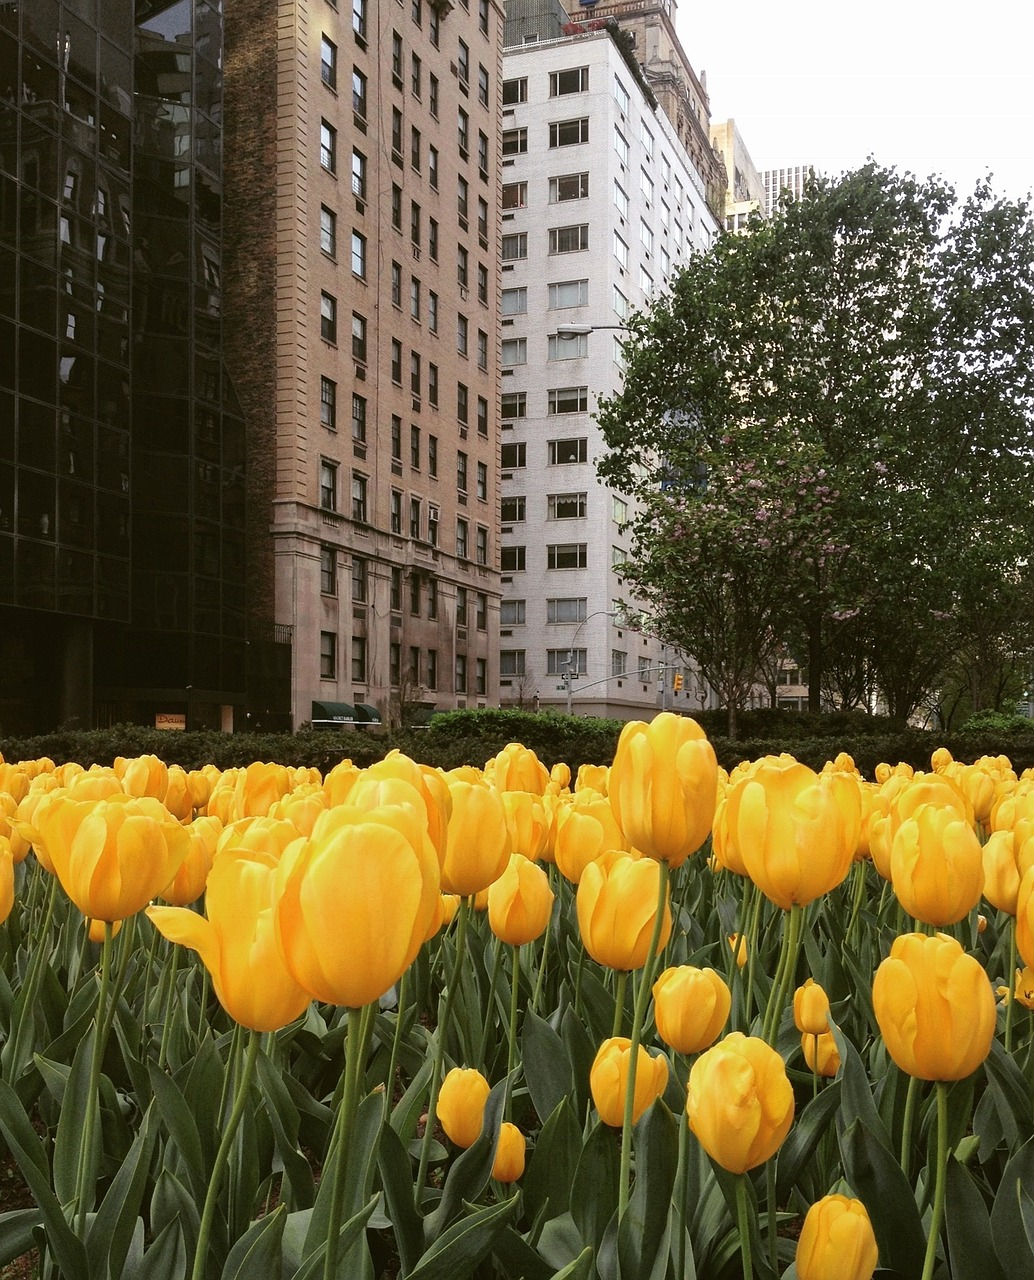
top-left (0, 717), bottom-right (1031, 1279)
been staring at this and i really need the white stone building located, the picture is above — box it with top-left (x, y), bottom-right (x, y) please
top-left (497, 15), bottom-right (719, 717)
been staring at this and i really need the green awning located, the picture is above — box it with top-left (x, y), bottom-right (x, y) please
top-left (353, 703), bottom-right (382, 724)
top-left (311, 700), bottom-right (357, 724)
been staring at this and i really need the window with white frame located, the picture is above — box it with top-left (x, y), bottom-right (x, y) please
top-left (320, 35), bottom-right (337, 88)
top-left (549, 118), bottom-right (589, 148)
top-left (547, 648), bottom-right (587, 674)
top-left (640, 219), bottom-right (654, 254)
top-left (501, 391), bottom-right (526, 419)
top-left (549, 224), bottom-right (589, 254)
top-left (502, 77), bottom-right (527, 104)
top-left (547, 597), bottom-right (587, 623)
top-left (613, 285), bottom-right (629, 319)
top-left (502, 127), bottom-right (527, 155)
top-left (641, 168), bottom-right (654, 203)
top-left (641, 122), bottom-right (654, 157)
top-left (549, 66), bottom-right (588, 95)
top-left (614, 126), bottom-right (628, 165)
top-left (548, 542), bottom-right (587, 569)
top-left (501, 599), bottom-right (526, 625)
top-left (611, 649), bottom-right (627, 676)
top-left (547, 387), bottom-right (588, 415)
top-left (501, 287), bottom-right (527, 315)
top-left (320, 120), bottom-right (336, 171)
top-left (500, 649), bottom-right (526, 676)
top-left (548, 279), bottom-right (588, 309)
top-left (501, 337), bottom-right (527, 367)
top-left (550, 172), bottom-right (589, 203)
top-left (613, 76), bottom-right (630, 114)
top-left (502, 181), bottom-right (527, 209)
top-left (547, 436), bottom-right (588, 463)
top-left (501, 232), bottom-right (528, 261)
top-left (613, 181), bottom-right (628, 218)
top-left (548, 492), bottom-right (587, 519)
top-left (548, 331), bottom-right (587, 360)
top-left (501, 545), bottom-right (526, 571)
top-left (501, 496), bottom-right (526, 523)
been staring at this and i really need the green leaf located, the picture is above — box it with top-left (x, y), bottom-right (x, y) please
top-left (220, 1204), bottom-right (286, 1280)
top-left (0, 1076), bottom-right (89, 1280)
top-left (290, 1196), bottom-right (378, 1280)
top-left (150, 1167), bottom-right (201, 1266)
top-left (522, 1010), bottom-right (573, 1129)
top-left (616, 1102), bottom-right (679, 1280)
top-left (776, 1079), bottom-right (842, 1200)
top-left (0, 1209), bottom-right (44, 1269)
top-left (376, 1122), bottom-right (425, 1277)
top-left (984, 1039), bottom-right (1034, 1150)
top-left (489, 1224), bottom-right (555, 1280)
top-left (147, 1061), bottom-right (208, 1200)
top-left (839, 1118), bottom-right (926, 1279)
top-left (303, 1092), bottom-right (383, 1260)
top-left (87, 1102), bottom-right (160, 1280)
top-left (522, 1097), bottom-right (582, 1224)
top-left (391, 1055), bottom-right (434, 1141)
top-left (944, 1156), bottom-right (1005, 1280)
top-left (407, 1196), bottom-right (519, 1280)
top-left (832, 1024), bottom-right (892, 1154)
top-left (50, 1026), bottom-right (99, 1212)
top-left (547, 1246), bottom-right (594, 1280)
top-left (536, 1213), bottom-right (583, 1272)
top-left (128, 1219), bottom-right (187, 1280)
top-left (990, 1135), bottom-right (1034, 1271)
top-left (559, 1006), bottom-right (595, 1121)
top-left (255, 1046), bottom-right (315, 1210)
top-left (424, 1076), bottom-right (508, 1241)
top-left (569, 1121), bottom-right (619, 1253)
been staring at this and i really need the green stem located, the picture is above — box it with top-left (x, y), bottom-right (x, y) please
top-left (507, 946), bottom-right (521, 1103)
top-left (612, 970), bottom-right (628, 1039)
top-left (476, 940), bottom-right (504, 1068)
top-left (99, 913), bottom-right (137, 1052)
top-left (766, 1158), bottom-right (778, 1275)
top-left (744, 882), bottom-right (764, 1032)
top-left (762, 904), bottom-right (802, 1046)
top-left (573, 947), bottom-right (586, 1018)
top-left (531, 893), bottom-right (555, 1015)
top-left (190, 1030), bottom-right (261, 1280)
top-left (383, 970), bottom-right (408, 1123)
top-left (158, 943), bottom-right (181, 1069)
top-left (323, 1007), bottom-right (372, 1280)
top-left (1005, 917), bottom-right (1017, 1054)
top-left (735, 1174), bottom-right (754, 1280)
top-left (417, 898), bottom-right (471, 1197)
top-left (920, 1082), bottom-right (949, 1280)
top-left (676, 1084), bottom-right (690, 1280)
top-left (75, 921), bottom-right (113, 1233)
top-left (728, 877), bottom-right (751, 1029)
top-left (900, 1072), bottom-right (921, 1177)
top-left (3, 874), bottom-right (59, 1080)
top-left (618, 859), bottom-right (670, 1217)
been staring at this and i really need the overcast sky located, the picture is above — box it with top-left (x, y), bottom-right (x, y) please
top-left (674, 0), bottom-right (1032, 203)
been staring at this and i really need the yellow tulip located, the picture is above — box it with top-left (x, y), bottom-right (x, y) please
top-left (652, 966), bottom-right (730, 1055)
top-left (728, 933), bottom-right (748, 968)
top-left (553, 790), bottom-right (627, 884)
top-left (796, 1195), bottom-right (878, 1280)
top-left (148, 847), bottom-right (311, 1031)
top-left (608, 713), bottom-right (717, 867)
top-left (437, 1067), bottom-right (490, 1147)
top-left (576, 853), bottom-right (671, 971)
top-left (501, 791), bottom-right (550, 861)
top-left (575, 764), bottom-right (609, 794)
top-left (275, 804), bottom-right (440, 1008)
top-left (487, 854), bottom-right (554, 945)
top-left (793, 979), bottom-right (831, 1036)
top-left (997, 966), bottom-right (1034, 1010)
top-left (231, 762), bottom-right (293, 821)
top-left (801, 1031), bottom-right (840, 1077)
top-left (1017, 864), bottom-right (1034, 969)
top-left (982, 829), bottom-right (1020, 915)
top-left (872, 932), bottom-right (995, 1080)
top-left (725, 757), bottom-right (858, 909)
top-left (35, 793), bottom-right (190, 921)
top-left (116, 754), bottom-right (169, 802)
top-left (159, 815), bottom-right (220, 906)
top-left (486, 743), bottom-right (550, 795)
top-left (589, 1037), bottom-right (668, 1127)
top-left (549, 762), bottom-right (571, 790)
top-left (686, 1033), bottom-right (794, 1174)
top-left (492, 1122), bottom-right (526, 1182)
top-left (163, 766), bottom-right (194, 822)
top-left (440, 779), bottom-right (510, 896)
top-left (889, 802), bottom-right (984, 926)
top-left (0, 839), bottom-right (13, 925)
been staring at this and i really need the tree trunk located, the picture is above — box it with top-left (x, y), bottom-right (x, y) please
top-left (808, 617), bottom-right (823, 713)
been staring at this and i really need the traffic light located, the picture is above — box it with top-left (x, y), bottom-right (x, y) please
top-left (673, 672), bottom-right (683, 693)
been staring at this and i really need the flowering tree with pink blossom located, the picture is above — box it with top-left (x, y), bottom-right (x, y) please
top-left (597, 165), bottom-right (1034, 728)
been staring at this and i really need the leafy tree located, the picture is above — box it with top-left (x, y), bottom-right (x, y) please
top-left (597, 165), bottom-right (1034, 730)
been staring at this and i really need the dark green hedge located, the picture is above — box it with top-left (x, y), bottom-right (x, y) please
top-left (2, 711), bottom-right (1033, 780)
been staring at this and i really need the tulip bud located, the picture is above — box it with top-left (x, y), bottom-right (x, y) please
top-left (801, 1031), bottom-right (840, 1077)
top-left (440, 780), bottom-right (510, 897)
top-left (589, 1037), bottom-right (668, 1127)
top-left (793, 979), bottom-right (830, 1036)
top-left (982, 830), bottom-right (1020, 915)
top-left (872, 932), bottom-right (995, 1080)
top-left (796, 1195), bottom-right (879, 1280)
top-left (686, 1033), bottom-right (794, 1174)
top-left (652, 966), bottom-right (730, 1055)
top-left (728, 933), bottom-right (748, 968)
top-left (576, 853), bottom-right (671, 971)
top-left (890, 802), bottom-right (984, 926)
top-left (487, 854), bottom-right (554, 945)
top-left (997, 966), bottom-right (1034, 1010)
top-left (553, 790), bottom-right (627, 884)
top-left (437, 1067), bottom-right (490, 1148)
top-left (492, 1122), bottom-right (526, 1182)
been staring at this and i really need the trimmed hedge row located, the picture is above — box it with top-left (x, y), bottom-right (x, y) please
top-left (3, 708), bottom-right (1034, 778)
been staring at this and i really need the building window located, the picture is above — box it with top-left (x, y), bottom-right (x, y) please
top-left (502, 181), bottom-right (527, 210)
top-left (548, 331), bottom-right (588, 360)
top-left (457, 314), bottom-right (468, 356)
top-left (427, 649), bottom-right (438, 689)
top-left (457, 450), bottom-right (468, 494)
top-left (502, 128), bottom-right (527, 155)
top-left (428, 291), bottom-right (439, 333)
top-left (320, 631), bottom-right (337, 678)
top-left (547, 597), bottom-right (587, 624)
top-left (428, 144), bottom-right (438, 188)
top-left (410, 351), bottom-right (421, 397)
top-left (548, 492), bottom-right (587, 519)
top-left (429, 217), bottom-right (438, 260)
top-left (390, 642), bottom-right (401, 687)
top-left (478, 131), bottom-right (489, 178)
top-left (549, 279), bottom-right (589, 309)
top-left (641, 122), bottom-right (654, 157)
top-left (428, 504), bottom-right (439, 546)
top-left (391, 261), bottom-right (403, 307)
top-left (428, 435), bottom-right (438, 475)
top-left (550, 66), bottom-right (589, 96)
top-left (614, 126), bottom-right (628, 165)
top-left (457, 37), bottom-right (469, 83)
top-left (428, 576), bottom-right (438, 618)
top-left (455, 654), bottom-right (467, 693)
top-left (428, 363), bottom-right (439, 407)
top-left (391, 567), bottom-right (403, 611)
top-left (613, 181), bottom-right (629, 218)
top-left (457, 243), bottom-right (469, 288)
top-left (320, 205), bottom-right (336, 256)
top-left (456, 518), bottom-right (469, 559)
top-left (320, 120), bottom-right (336, 171)
top-left (319, 459), bottom-right (337, 510)
top-left (502, 77), bottom-right (527, 104)
top-left (412, 51), bottom-right (422, 97)
top-left (391, 340), bottom-right (402, 383)
top-left (613, 75), bottom-right (630, 114)
top-left (351, 472), bottom-right (368, 522)
top-left (477, 329), bottom-right (488, 370)
top-left (392, 108), bottom-right (404, 161)
top-left (641, 167), bottom-right (655, 204)
top-left (457, 585), bottom-right (468, 626)
top-left (479, 0), bottom-right (489, 34)
top-left (429, 72), bottom-right (438, 116)
top-left (350, 313), bottom-right (366, 364)
top-left (320, 35), bottom-right (337, 89)
top-left (547, 648), bottom-right (587, 675)
top-left (548, 436), bottom-right (589, 463)
top-left (458, 174), bottom-right (469, 223)
top-left (351, 393), bottom-right (367, 443)
top-left (352, 555), bottom-right (368, 602)
top-left (477, 398), bottom-right (488, 438)
top-left (391, 488), bottom-right (403, 533)
top-left (353, 0), bottom-right (367, 39)
top-left (478, 197), bottom-right (489, 240)
top-left (410, 423), bottom-right (421, 468)
top-left (321, 293), bottom-right (337, 343)
top-left (548, 543), bottom-right (587, 569)
top-left (392, 30), bottom-right (403, 82)
top-left (411, 126), bottom-right (421, 170)
top-left (500, 599), bottom-right (526, 625)
top-left (476, 658), bottom-right (487, 696)
top-left (410, 496), bottom-right (421, 539)
top-left (550, 172), bottom-right (589, 203)
top-left (640, 219), bottom-right (654, 254)
top-left (320, 376), bottom-right (337, 429)
top-left (477, 262), bottom-right (488, 304)
top-left (351, 231), bottom-right (367, 278)
top-left (501, 233), bottom-right (527, 261)
top-left (548, 387), bottom-right (588, 415)
top-left (500, 442), bottom-right (526, 469)
top-left (351, 636), bottom-right (367, 683)
top-left (457, 383), bottom-right (469, 425)
top-left (549, 224), bottom-right (589, 254)
top-left (392, 184), bottom-right (402, 230)
top-left (352, 68), bottom-right (367, 119)
top-left (458, 107), bottom-right (469, 154)
top-left (411, 276), bottom-right (421, 320)
top-left (500, 545), bottom-right (525, 571)
top-left (501, 338), bottom-right (527, 367)
top-left (410, 646), bottom-right (421, 685)
top-left (500, 650), bottom-right (526, 677)
top-left (320, 546), bottom-right (337, 595)
top-left (411, 200), bottom-right (421, 247)
top-left (613, 231), bottom-right (629, 268)
top-left (501, 391), bottom-right (526, 419)
top-left (611, 650), bottom-right (627, 677)
top-left (549, 118), bottom-right (589, 148)
top-left (613, 495), bottom-right (629, 524)
top-left (613, 286), bottom-right (629, 320)
top-left (476, 526), bottom-right (488, 564)
top-left (501, 496), bottom-right (526, 523)
top-left (391, 416), bottom-right (402, 462)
